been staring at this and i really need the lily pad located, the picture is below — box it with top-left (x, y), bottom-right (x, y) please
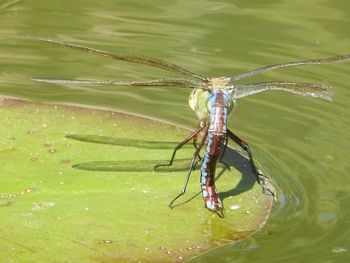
top-left (0, 96), bottom-right (274, 262)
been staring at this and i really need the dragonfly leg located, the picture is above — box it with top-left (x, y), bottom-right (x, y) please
top-left (169, 129), bottom-right (208, 209)
top-left (154, 120), bottom-right (206, 170)
top-left (226, 129), bottom-right (276, 198)
top-left (192, 136), bottom-right (204, 168)
top-left (218, 136), bottom-right (231, 170)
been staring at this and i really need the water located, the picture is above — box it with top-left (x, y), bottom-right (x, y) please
top-left (1, 0), bottom-right (350, 262)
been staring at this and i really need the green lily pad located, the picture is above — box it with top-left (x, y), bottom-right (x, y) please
top-left (0, 96), bottom-right (274, 262)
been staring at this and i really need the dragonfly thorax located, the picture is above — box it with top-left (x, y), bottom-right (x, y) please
top-left (189, 88), bottom-right (234, 120)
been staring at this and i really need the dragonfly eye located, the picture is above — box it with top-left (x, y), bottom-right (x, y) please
top-left (223, 90), bottom-right (235, 113)
top-left (189, 89), bottom-right (210, 118)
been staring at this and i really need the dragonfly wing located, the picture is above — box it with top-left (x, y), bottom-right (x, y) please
top-left (32, 78), bottom-right (112, 85)
top-left (30, 37), bottom-right (206, 82)
top-left (229, 54), bottom-right (350, 81)
top-left (232, 81), bottom-right (333, 101)
top-left (32, 78), bottom-right (203, 89)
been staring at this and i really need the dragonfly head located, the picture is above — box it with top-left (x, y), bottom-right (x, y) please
top-left (207, 77), bottom-right (231, 90)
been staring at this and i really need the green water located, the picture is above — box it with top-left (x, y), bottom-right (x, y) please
top-left (1, 0), bottom-right (350, 262)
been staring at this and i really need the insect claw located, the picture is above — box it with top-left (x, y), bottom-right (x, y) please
top-left (260, 176), bottom-right (277, 201)
top-left (193, 159), bottom-right (201, 170)
top-left (220, 160), bottom-right (231, 171)
top-left (263, 186), bottom-right (276, 199)
top-left (256, 170), bottom-right (277, 200)
top-left (272, 194), bottom-right (277, 202)
top-left (154, 163), bottom-right (167, 171)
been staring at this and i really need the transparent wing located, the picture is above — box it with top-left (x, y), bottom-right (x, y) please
top-left (30, 37), bottom-right (206, 82)
top-left (232, 81), bottom-right (333, 101)
top-left (229, 54), bottom-right (350, 81)
top-left (32, 77), bottom-right (203, 89)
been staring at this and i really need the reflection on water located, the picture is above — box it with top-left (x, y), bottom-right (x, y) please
top-left (1, 0), bottom-right (350, 262)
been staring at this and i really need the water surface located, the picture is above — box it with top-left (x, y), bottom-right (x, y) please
top-left (1, 0), bottom-right (350, 262)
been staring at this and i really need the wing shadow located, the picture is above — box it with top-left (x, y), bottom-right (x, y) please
top-left (72, 158), bottom-right (193, 172)
top-left (66, 134), bottom-right (193, 149)
top-left (68, 135), bottom-right (259, 207)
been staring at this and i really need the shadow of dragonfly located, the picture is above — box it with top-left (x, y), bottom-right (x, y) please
top-left (68, 134), bottom-right (259, 204)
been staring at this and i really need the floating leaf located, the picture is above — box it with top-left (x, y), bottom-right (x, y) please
top-left (0, 97), bottom-right (274, 262)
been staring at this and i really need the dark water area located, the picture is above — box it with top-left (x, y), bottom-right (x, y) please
top-left (1, 0), bottom-right (350, 262)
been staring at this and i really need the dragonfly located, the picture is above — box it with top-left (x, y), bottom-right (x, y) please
top-left (32, 37), bottom-right (350, 214)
